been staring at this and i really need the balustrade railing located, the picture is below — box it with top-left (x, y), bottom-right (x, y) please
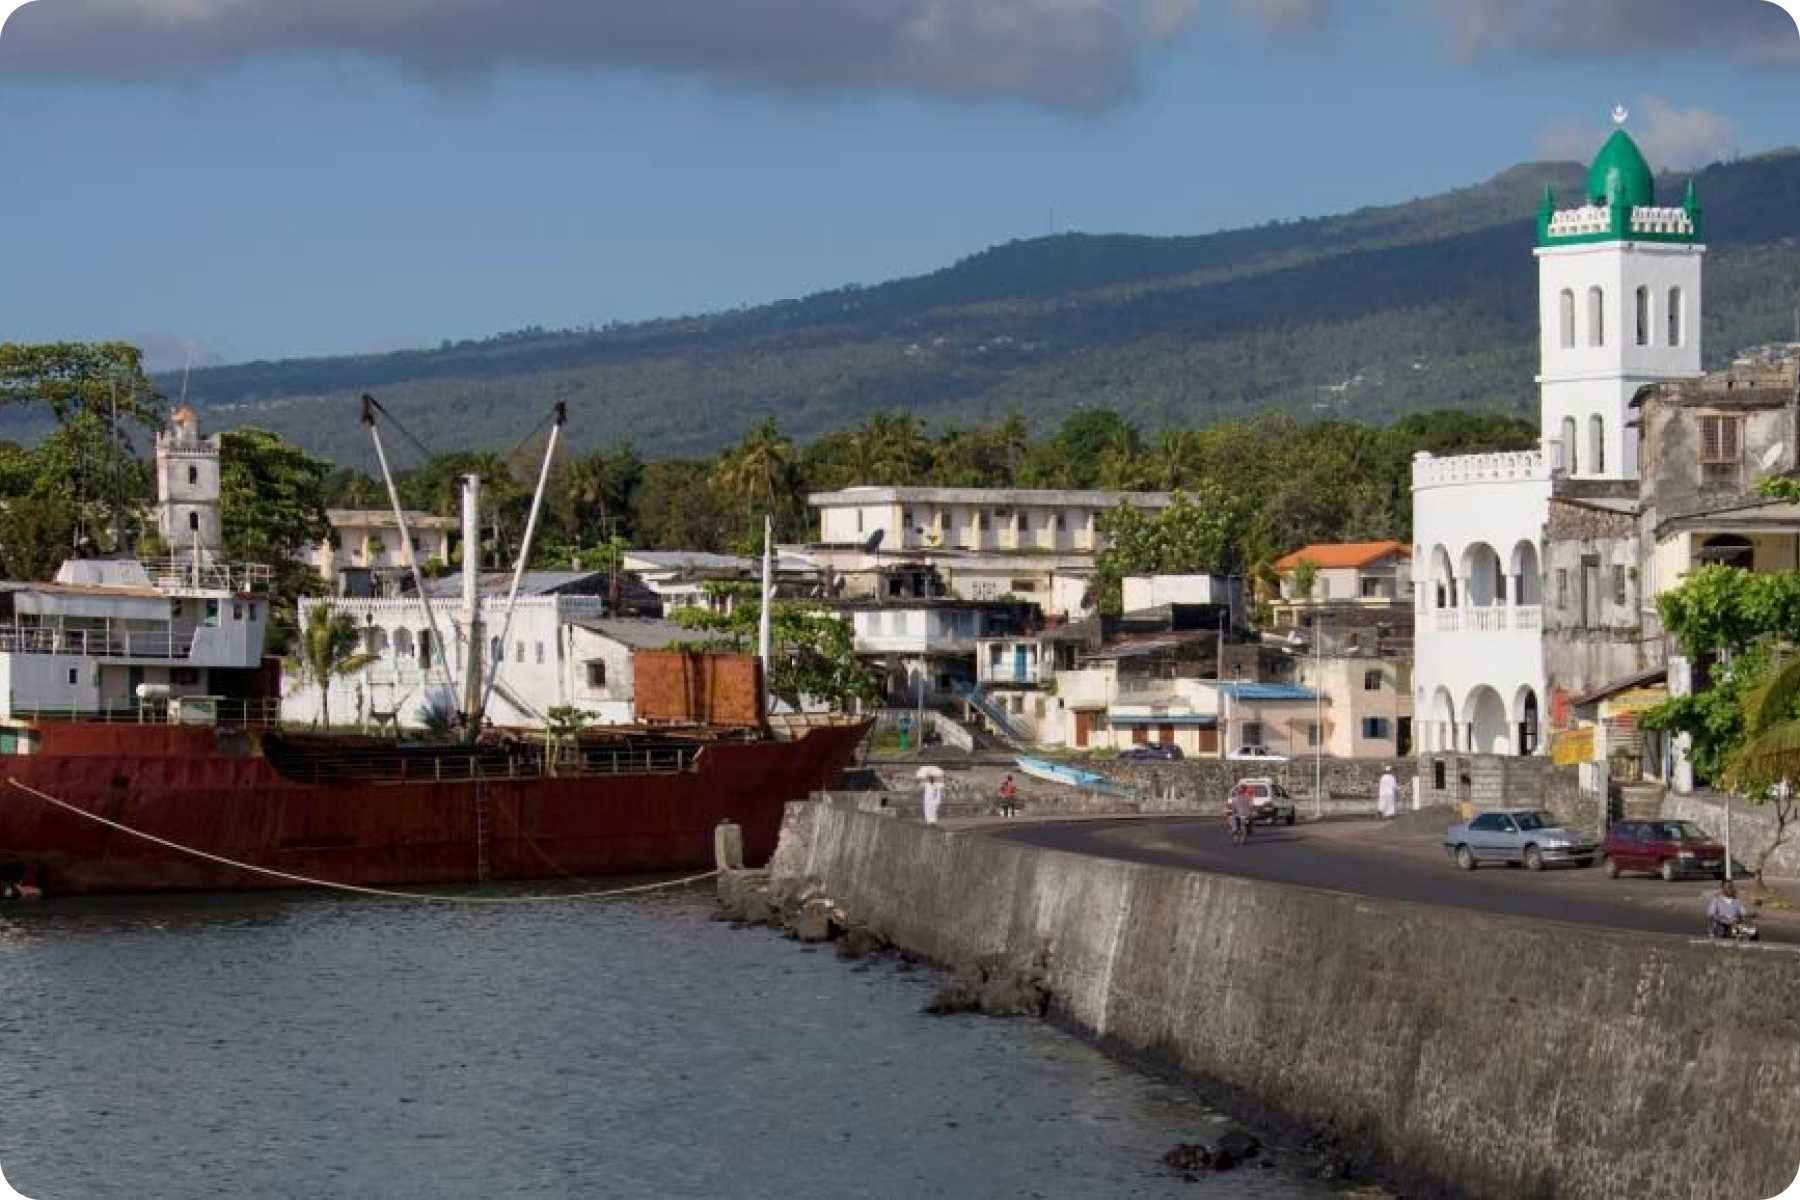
top-left (1430, 606), bottom-right (1542, 634)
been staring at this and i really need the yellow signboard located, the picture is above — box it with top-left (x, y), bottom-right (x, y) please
top-left (1551, 727), bottom-right (1595, 766)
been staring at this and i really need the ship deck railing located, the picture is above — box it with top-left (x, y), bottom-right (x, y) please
top-left (11, 699), bottom-right (281, 727)
top-left (0, 627), bottom-right (199, 660)
top-left (271, 742), bottom-right (701, 785)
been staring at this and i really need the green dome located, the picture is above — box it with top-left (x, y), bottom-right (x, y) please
top-left (1588, 129), bottom-right (1655, 208)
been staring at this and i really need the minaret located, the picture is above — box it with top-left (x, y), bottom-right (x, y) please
top-left (155, 405), bottom-right (223, 559)
top-left (1535, 106), bottom-right (1705, 482)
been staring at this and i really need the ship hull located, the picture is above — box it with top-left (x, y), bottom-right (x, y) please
top-left (0, 721), bottom-right (869, 897)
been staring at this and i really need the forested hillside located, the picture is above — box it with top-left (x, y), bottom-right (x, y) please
top-left (68, 150), bottom-right (1800, 466)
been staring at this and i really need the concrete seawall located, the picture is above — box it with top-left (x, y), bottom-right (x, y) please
top-left (769, 798), bottom-right (1800, 1200)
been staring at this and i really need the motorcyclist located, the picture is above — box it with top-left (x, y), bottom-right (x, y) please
top-left (1228, 784), bottom-right (1257, 842)
top-left (1707, 880), bottom-right (1745, 939)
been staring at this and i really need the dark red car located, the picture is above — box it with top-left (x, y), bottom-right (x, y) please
top-left (1599, 819), bottom-right (1726, 881)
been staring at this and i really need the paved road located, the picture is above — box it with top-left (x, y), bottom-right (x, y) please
top-left (985, 815), bottom-right (1799, 946)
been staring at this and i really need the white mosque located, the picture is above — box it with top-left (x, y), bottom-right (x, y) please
top-left (1411, 111), bottom-right (1705, 757)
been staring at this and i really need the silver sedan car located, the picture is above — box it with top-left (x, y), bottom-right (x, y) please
top-left (1443, 808), bottom-right (1599, 871)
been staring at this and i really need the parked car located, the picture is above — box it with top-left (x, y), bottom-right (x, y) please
top-left (1443, 809), bottom-right (1598, 871)
top-left (1228, 745), bottom-right (1289, 764)
top-left (1599, 819), bottom-right (1726, 881)
top-left (1119, 743), bottom-right (1184, 762)
top-left (1225, 777), bottom-right (1297, 826)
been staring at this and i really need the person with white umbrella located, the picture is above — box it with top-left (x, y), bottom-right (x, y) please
top-left (916, 765), bottom-right (945, 826)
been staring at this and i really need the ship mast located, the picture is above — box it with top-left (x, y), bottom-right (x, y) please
top-left (361, 394), bottom-right (458, 707)
top-left (473, 402), bottom-right (565, 731)
top-left (460, 473), bottom-right (483, 737)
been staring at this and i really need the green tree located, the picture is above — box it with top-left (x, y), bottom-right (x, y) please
top-left (634, 459), bottom-right (730, 551)
top-left (0, 342), bottom-right (163, 426)
top-left (672, 586), bottom-right (876, 713)
top-left (220, 428), bottom-right (333, 655)
top-left (1092, 485), bottom-right (1252, 615)
top-left (287, 605), bottom-right (377, 729)
top-left (712, 418), bottom-right (798, 538)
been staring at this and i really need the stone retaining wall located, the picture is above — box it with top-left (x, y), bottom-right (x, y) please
top-left (770, 797), bottom-right (1800, 1200)
top-left (1104, 756), bottom-right (1415, 814)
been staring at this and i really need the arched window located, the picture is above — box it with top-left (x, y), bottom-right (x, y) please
top-left (188, 512), bottom-right (199, 531)
top-left (1668, 287), bottom-right (1684, 347)
top-left (1560, 417), bottom-right (1578, 475)
top-left (1558, 289), bottom-right (1575, 349)
top-left (1589, 415), bottom-right (1605, 475)
top-left (392, 628), bottom-right (415, 660)
top-left (187, 465), bottom-right (198, 486)
top-left (418, 629), bottom-right (432, 667)
top-left (490, 636), bottom-right (503, 663)
top-left (1635, 286), bottom-right (1650, 347)
top-left (1587, 286), bottom-right (1605, 347)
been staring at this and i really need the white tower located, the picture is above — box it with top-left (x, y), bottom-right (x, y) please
top-left (155, 405), bottom-right (223, 558)
top-left (1535, 109), bottom-right (1704, 482)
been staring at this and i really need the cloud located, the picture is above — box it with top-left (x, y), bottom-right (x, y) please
top-left (1420, 0), bottom-right (1800, 62)
top-left (1536, 95), bottom-right (1738, 172)
top-left (0, 0), bottom-right (1339, 113)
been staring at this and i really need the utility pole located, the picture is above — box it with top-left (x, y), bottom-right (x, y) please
top-left (1314, 619), bottom-right (1324, 821)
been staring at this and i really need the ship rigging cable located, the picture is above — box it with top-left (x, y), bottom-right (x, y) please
top-left (5, 779), bottom-right (719, 904)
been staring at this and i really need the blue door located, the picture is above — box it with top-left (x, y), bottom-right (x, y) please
top-left (1013, 645), bottom-right (1028, 683)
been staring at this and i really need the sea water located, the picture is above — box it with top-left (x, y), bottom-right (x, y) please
top-left (0, 887), bottom-right (1348, 1199)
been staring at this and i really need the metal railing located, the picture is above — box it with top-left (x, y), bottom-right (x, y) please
top-left (140, 557), bottom-right (275, 593)
top-left (0, 626), bottom-right (199, 659)
top-left (11, 698), bottom-right (282, 727)
top-left (267, 741), bottom-right (702, 786)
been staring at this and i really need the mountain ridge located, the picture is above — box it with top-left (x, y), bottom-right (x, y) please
top-left (67, 148), bottom-right (1800, 466)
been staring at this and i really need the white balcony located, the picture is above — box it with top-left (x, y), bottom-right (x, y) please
top-left (1432, 605), bottom-right (1541, 634)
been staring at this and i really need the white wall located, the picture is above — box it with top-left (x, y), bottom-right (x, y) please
top-left (1411, 454), bottom-right (1551, 756)
top-left (1537, 241), bottom-right (1704, 481)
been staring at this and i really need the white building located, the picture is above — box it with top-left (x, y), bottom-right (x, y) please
top-left (804, 486), bottom-right (1171, 615)
top-left (284, 590), bottom-right (610, 729)
top-left (155, 405), bottom-right (222, 559)
top-left (1412, 117), bottom-right (1704, 758)
top-left (313, 509), bottom-right (458, 597)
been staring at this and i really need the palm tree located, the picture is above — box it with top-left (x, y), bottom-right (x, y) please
top-left (851, 412), bottom-right (929, 484)
top-left (1145, 429), bottom-right (1201, 491)
top-left (712, 418), bottom-right (796, 534)
top-left (288, 605), bottom-right (377, 729)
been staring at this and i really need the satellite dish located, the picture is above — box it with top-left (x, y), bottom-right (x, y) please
top-left (1761, 442), bottom-right (1786, 472)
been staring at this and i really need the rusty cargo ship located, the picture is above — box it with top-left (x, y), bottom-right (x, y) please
top-left (0, 404), bottom-right (869, 897)
top-left (0, 714), bottom-right (867, 897)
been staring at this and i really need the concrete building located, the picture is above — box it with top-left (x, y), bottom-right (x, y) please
top-left (1294, 643), bottom-right (1414, 760)
top-left (1412, 118), bottom-right (1704, 761)
top-left (562, 617), bottom-right (690, 724)
top-left (154, 406), bottom-right (222, 560)
top-left (1269, 542), bottom-right (1411, 628)
top-left (804, 486), bottom-right (1170, 615)
top-left (621, 550), bottom-right (820, 617)
top-left (843, 599), bottom-right (1024, 703)
top-left (313, 509), bottom-right (458, 598)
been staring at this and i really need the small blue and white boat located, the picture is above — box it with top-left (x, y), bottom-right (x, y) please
top-left (1013, 756), bottom-right (1137, 797)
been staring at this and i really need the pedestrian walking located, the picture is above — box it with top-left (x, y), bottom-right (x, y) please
top-left (1377, 765), bottom-right (1399, 820)
top-left (922, 778), bottom-right (943, 825)
top-left (997, 775), bottom-right (1019, 817)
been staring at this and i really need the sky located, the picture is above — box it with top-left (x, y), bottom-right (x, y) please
top-left (0, 0), bottom-right (1797, 370)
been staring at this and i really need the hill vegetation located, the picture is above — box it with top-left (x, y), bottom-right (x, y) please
top-left (17, 150), bottom-right (1800, 470)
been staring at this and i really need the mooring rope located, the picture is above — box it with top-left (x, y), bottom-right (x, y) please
top-left (5, 779), bottom-right (719, 904)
